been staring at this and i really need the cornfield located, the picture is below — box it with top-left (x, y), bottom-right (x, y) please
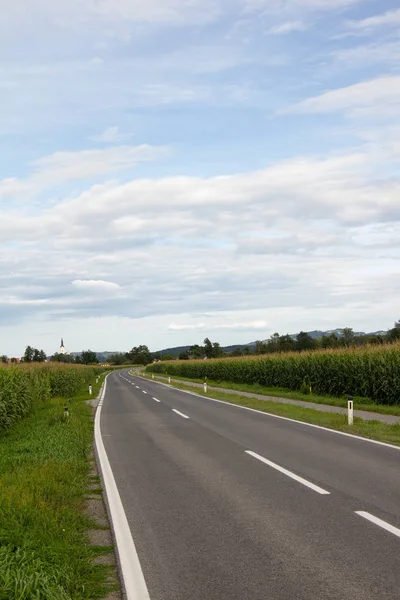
top-left (0, 363), bottom-right (102, 431)
top-left (147, 343), bottom-right (400, 405)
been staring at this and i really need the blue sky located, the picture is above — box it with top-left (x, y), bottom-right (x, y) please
top-left (1, 0), bottom-right (400, 355)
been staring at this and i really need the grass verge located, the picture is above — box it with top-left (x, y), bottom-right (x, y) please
top-left (154, 379), bottom-right (400, 447)
top-left (145, 373), bottom-right (400, 416)
top-left (0, 376), bottom-right (118, 600)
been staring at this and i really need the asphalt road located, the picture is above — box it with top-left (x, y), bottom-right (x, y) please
top-left (101, 370), bottom-right (400, 600)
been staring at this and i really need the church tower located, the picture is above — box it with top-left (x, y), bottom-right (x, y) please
top-left (60, 338), bottom-right (65, 354)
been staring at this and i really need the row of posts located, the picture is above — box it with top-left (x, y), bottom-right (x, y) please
top-left (109, 372), bottom-right (356, 426)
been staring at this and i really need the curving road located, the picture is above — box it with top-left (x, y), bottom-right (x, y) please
top-left (99, 370), bottom-right (400, 600)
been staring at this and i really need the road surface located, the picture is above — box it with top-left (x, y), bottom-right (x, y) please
top-left (100, 370), bottom-right (400, 600)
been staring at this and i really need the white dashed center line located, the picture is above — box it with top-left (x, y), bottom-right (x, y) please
top-left (172, 409), bottom-right (189, 419)
top-left (245, 451), bottom-right (330, 495)
top-left (355, 512), bottom-right (400, 539)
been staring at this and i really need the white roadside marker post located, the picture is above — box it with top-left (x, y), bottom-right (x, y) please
top-left (152, 374), bottom-right (154, 380)
top-left (168, 376), bottom-right (171, 384)
top-left (348, 396), bottom-right (354, 426)
top-left (89, 385), bottom-right (92, 395)
top-left (64, 406), bottom-right (69, 420)
top-left (204, 382), bottom-right (207, 394)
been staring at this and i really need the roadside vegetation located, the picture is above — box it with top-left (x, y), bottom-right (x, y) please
top-left (0, 363), bottom-right (103, 432)
top-left (146, 341), bottom-right (400, 407)
top-left (0, 365), bottom-right (117, 600)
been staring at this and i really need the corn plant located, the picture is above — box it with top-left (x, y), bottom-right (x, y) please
top-left (146, 342), bottom-right (400, 405)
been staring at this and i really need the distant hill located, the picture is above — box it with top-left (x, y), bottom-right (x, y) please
top-left (154, 328), bottom-right (388, 357)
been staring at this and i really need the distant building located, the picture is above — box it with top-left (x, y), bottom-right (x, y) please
top-left (60, 338), bottom-right (65, 355)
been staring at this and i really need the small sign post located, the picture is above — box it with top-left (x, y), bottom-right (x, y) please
top-left (348, 396), bottom-right (354, 426)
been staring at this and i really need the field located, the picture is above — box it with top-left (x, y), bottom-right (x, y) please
top-left (0, 363), bottom-right (103, 431)
top-left (146, 342), bottom-right (400, 405)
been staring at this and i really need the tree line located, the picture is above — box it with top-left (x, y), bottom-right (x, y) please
top-left (2, 322), bottom-right (399, 367)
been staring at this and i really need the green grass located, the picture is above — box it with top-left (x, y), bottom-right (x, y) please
top-left (144, 373), bottom-right (400, 417)
top-left (146, 378), bottom-right (400, 447)
top-left (0, 376), bottom-right (117, 600)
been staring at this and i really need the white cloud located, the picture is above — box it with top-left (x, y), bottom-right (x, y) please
top-left (168, 323), bottom-right (206, 331)
top-left (266, 20), bottom-right (308, 35)
top-left (90, 126), bottom-right (134, 143)
top-left (346, 8), bottom-right (400, 31)
top-left (332, 40), bottom-right (400, 67)
top-left (283, 76), bottom-right (400, 116)
top-left (167, 320), bottom-right (268, 331)
top-left (0, 144), bottom-right (169, 198)
top-left (243, 0), bottom-right (363, 13)
top-left (71, 280), bottom-right (121, 293)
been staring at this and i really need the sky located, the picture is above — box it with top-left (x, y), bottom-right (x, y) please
top-left (1, 0), bottom-right (400, 356)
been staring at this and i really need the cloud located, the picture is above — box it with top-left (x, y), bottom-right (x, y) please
top-left (90, 126), bottom-right (134, 143)
top-left (266, 20), bottom-right (308, 35)
top-left (0, 144), bottom-right (169, 198)
top-left (331, 40), bottom-right (400, 67)
top-left (167, 320), bottom-right (268, 331)
top-left (282, 76), bottom-right (400, 116)
top-left (168, 323), bottom-right (206, 331)
top-left (243, 0), bottom-right (363, 13)
top-left (71, 280), bottom-right (121, 293)
top-left (346, 8), bottom-right (400, 31)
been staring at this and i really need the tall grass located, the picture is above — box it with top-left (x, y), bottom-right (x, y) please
top-left (0, 363), bottom-right (103, 431)
top-left (146, 342), bottom-right (400, 405)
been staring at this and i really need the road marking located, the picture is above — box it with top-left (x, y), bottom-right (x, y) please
top-left (136, 386), bottom-right (140, 389)
top-left (153, 397), bottom-right (161, 403)
top-left (355, 511), bottom-right (400, 539)
top-left (95, 375), bottom-right (150, 600)
top-left (172, 409), bottom-right (190, 419)
top-left (143, 379), bottom-right (400, 452)
top-left (142, 391), bottom-right (147, 394)
top-left (245, 450), bottom-right (330, 495)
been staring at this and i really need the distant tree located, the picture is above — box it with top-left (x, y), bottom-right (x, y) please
top-left (126, 345), bottom-right (152, 365)
top-left (230, 348), bottom-right (244, 357)
top-left (387, 321), bottom-right (400, 342)
top-left (320, 334), bottom-right (339, 349)
top-left (296, 331), bottom-right (316, 352)
top-left (255, 341), bottom-right (268, 355)
top-left (23, 346), bottom-right (34, 363)
top-left (178, 350), bottom-right (190, 360)
top-left (266, 333), bottom-right (280, 353)
top-left (160, 353), bottom-right (176, 361)
top-left (76, 350), bottom-right (99, 365)
top-left (1, 355), bottom-right (8, 364)
top-left (341, 327), bottom-right (355, 347)
top-left (108, 353), bottom-right (128, 366)
top-left (277, 334), bottom-right (296, 352)
top-left (203, 338), bottom-right (214, 358)
top-left (243, 346), bottom-right (251, 355)
top-left (189, 344), bottom-right (204, 359)
top-left (51, 353), bottom-right (75, 363)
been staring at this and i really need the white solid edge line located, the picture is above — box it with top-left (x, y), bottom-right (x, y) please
top-left (355, 511), bottom-right (400, 539)
top-left (245, 450), bottom-right (330, 495)
top-left (95, 375), bottom-right (151, 600)
top-left (172, 409), bottom-right (190, 419)
top-left (142, 378), bottom-right (400, 452)
top-left (153, 398), bottom-right (161, 403)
